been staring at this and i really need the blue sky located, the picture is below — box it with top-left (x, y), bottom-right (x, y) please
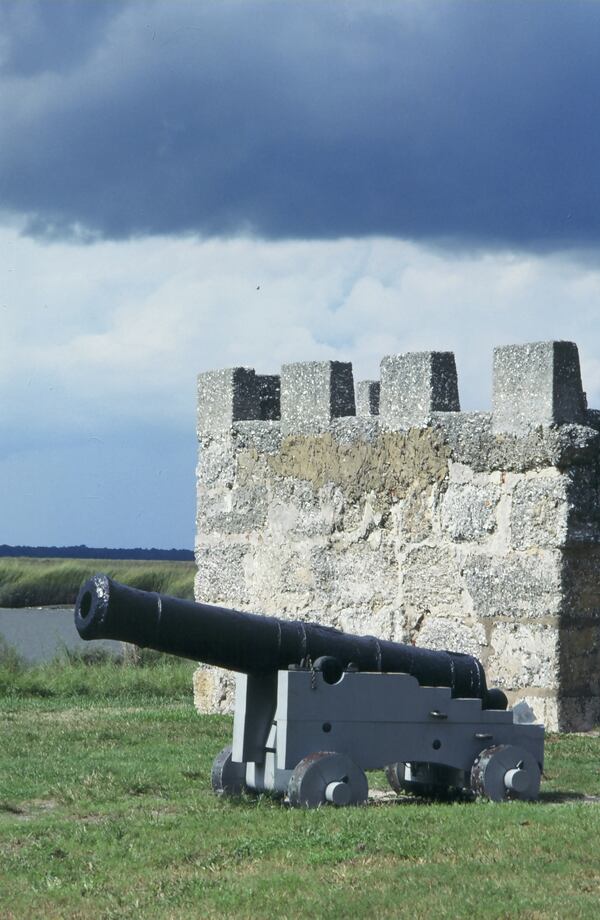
top-left (1, 0), bottom-right (600, 548)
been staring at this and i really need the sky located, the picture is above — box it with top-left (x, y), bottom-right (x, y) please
top-left (1, 0), bottom-right (600, 549)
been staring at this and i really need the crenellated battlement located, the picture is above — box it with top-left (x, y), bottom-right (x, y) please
top-left (198, 340), bottom-right (593, 448)
top-left (194, 340), bottom-right (600, 732)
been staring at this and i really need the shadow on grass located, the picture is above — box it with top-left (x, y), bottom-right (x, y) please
top-left (215, 787), bottom-right (600, 810)
top-left (539, 790), bottom-right (600, 804)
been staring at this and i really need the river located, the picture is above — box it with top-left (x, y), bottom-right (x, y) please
top-left (0, 607), bottom-right (123, 663)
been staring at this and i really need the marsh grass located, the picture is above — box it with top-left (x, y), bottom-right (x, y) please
top-left (1, 663), bottom-right (600, 919)
top-left (0, 557), bottom-right (195, 607)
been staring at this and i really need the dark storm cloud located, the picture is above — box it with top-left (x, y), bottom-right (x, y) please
top-left (0, 0), bottom-right (115, 76)
top-left (1, 0), bottom-right (599, 247)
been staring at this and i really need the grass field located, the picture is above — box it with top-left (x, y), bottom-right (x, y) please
top-left (1, 660), bottom-right (600, 918)
top-left (0, 557), bottom-right (195, 607)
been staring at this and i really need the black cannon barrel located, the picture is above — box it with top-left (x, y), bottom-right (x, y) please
top-left (75, 575), bottom-right (500, 707)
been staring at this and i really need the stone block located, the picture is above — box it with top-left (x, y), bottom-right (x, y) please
top-left (461, 551), bottom-right (562, 618)
top-left (267, 478), bottom-right (345, 538)
top-left (447, 461), bottom-right (476, 484)
top-left (562, 546), bottom-right (600, 618)
top-left (437, 410), bottom-right (600, 473)
top-left (588, 409), bottom-right (600, 430)
top-left (413, 616), bottom-right (487, 658)
top-left (334, 605), bottom-right (406, 643)
top-left (392, 488), bottom-right (435, 543)
top-left (231, 421), bottom-right (283, 454)
top-left (312, 540), bottom-right (398, 609)
top-left (555, 696), bottom-right (600, 732)
top-left (434, 412), bottom-right (492, 470)
top-left (441, 482), bottom-right (500, 542)
top-left (329, 416), bottom-right (380, 445)
top-left (280, 361), bottom-right (355, 434)
top-left (487, 623), bottom-right (560, 690)
top-left (401, 545), bottom-right (463, 613)
top-left (255, 374), bottom-right (281, 420)
top-left (345, 492), bottom-right (384, 543)
top-left (356, 380), bottom-right (380, 416)
top-left (380, 351), bottom-right (460, 429)
top-left (196, 442), bottom-right (236, 489)
top-left (197, 485), bottom-right (268, 534)
top-left (492, 341), bottom-right (586, 434)
top-left (244, 543), bottom-right (316, 612)
top-left (558, 621), bottom-right (600, 696)
top-left (195, 542), bottom-right (251, 606)
top-left (564, 467), bottom-right (600, 545)
top-left (193, 666), bottom-right (235, 714)
top-left (510, 473), bottom-right (569, 549)
top-left (197, 367), bottom-right (261, 436)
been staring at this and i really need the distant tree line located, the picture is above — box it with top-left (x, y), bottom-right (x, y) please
top-left (0, 544), bottom-right (194, 561)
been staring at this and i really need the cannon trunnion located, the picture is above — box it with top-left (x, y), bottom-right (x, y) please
top-left (75, 576), bottom-right (544, 806)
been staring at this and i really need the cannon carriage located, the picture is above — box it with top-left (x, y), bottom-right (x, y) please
top-left (75, 575), bottom-right (544, 807)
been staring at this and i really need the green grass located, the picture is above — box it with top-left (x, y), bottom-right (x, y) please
top-left (0, 651), bottom-right (197, 701)
top-left (0, 557), bottom-right (195, 607)
top-left (1, 664), bottom-right (600, 918)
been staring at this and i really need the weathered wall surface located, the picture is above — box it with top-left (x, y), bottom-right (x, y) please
top-left (194, 342), bottom-right (600, 731)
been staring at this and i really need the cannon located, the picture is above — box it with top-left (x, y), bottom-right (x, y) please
top-left (75, 575), bottom-right (544, 806)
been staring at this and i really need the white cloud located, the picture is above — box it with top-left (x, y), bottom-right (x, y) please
top-left (2, 225), bottom-right (600, 448)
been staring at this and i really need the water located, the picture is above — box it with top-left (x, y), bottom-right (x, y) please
top-left (0, 607), bottom-right (123, 663)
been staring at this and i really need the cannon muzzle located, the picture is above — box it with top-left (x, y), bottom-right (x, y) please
top-left (75, 574), bottom-right (503, 708)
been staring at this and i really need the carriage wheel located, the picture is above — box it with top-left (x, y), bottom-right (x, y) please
top-left (211, 745), bottom-right (247, 796)
top-left (471, 745), bottom-right (541, 802)
top-left (288, 752), bottom-right (368, 808)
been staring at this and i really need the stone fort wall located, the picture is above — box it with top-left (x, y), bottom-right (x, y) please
top-left (194, 341), bottom-right (600, 731)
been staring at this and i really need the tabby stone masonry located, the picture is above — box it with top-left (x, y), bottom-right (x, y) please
top-left (194, 341), bottom-right (600, 731)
